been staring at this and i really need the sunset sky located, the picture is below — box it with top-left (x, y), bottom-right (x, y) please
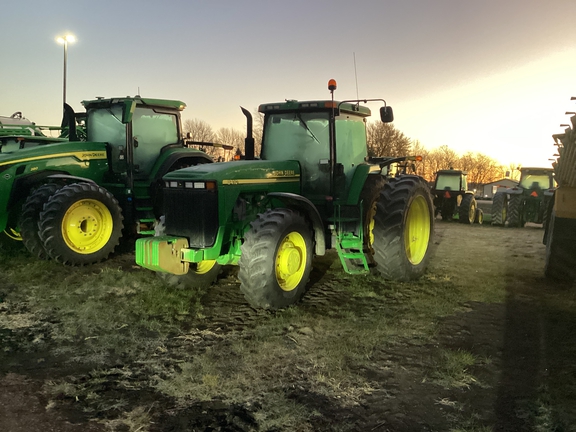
top-left (2, 0), bottom-right (575, 168)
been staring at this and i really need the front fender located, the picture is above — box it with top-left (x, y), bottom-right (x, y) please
top-left (267, 192), bottom-right (326, 255)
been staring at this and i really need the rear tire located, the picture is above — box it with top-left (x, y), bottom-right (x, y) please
top-left (544, 210), bottom-right (576, 281)
top-left (371, 175), bottom-right (434, 281)
top-left (491, 192), bottom-right (507, 226)
top-left (38, 183), bottom-right (124, 265)
top-left (239, 208), bottom-right (313, 310)
top-left (20, 184), bottom-right (62, 259)
top-left (507, 194), bottom-right (524, 227)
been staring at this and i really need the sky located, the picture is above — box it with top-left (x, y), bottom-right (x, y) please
top-left (2, 0), bottom-right (576, 168)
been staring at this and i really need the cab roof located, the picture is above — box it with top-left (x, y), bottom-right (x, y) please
top-left (82, 97), bottom-right (186, 111)
top-left (258, 100), bottom-right (372, 117)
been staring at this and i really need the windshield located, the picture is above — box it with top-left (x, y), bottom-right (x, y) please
top-left (261, 112), bottom-right (330, 161)
top-left (519, 173), bottom-right (552, 189)
top-left (262, 112), bottom-right (330, 197)
top-left (435, 174), bottom-right (462, 191)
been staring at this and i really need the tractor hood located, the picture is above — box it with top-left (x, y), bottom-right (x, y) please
top-left (163, 159), bottom-right (302, 187)
top-left (0, 138), bottom-right (106, 169)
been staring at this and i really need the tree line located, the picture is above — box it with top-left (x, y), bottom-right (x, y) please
top-left (184, 115), bottom-right (512, 186)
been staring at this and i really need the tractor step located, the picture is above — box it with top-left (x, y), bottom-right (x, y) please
top-left (334, 234), bottom-right (369, 275)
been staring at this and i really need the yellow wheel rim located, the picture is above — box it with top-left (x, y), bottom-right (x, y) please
top-left (61, 199), bottom-right (113, 254)
top-left (469, 201), bottom-right (477, 223)
top-left (194, 260), bottom-right (217, 275)
top-left (275, 231), bottom-right (307, 292)
top-left (404, 195), bottom-right (430, 265)
top-left (4, 227), bottom-right (22, 241)
top-left (367, 201), bottom-right (377, 247)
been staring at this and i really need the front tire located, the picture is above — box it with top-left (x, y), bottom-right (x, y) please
top-left (239, 209), bottom-right (313, 310)
top-left (474, 208), bottom-right (484, 225)
top-left (371, 175), bottom-right (434, 281)
top-left (458, 194), bottom-right (476, 224)
top-left (20, 184), bottom-right (62, 259)
top-left (38, 183), bottom-right (124, 265)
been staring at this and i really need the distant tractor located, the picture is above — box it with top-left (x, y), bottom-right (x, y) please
top-left (491, 167), bottom-right (555, 227)
top-left (0, 97), bottom-right (224, 264)
top-left (136, 80), bottom-right (435, 310)
top-left (431, 169), bottom-right (480, 224)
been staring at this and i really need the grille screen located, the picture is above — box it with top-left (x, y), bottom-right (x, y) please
top-left (163, 188), bottom-right (219, 248)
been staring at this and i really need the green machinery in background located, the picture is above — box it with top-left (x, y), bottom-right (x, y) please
top-left (491, 167), bottom-right (555, 227)
top-left (0, 97), bottom-right (221, 264)
top-left (431, 169), bottom-right (481, 224)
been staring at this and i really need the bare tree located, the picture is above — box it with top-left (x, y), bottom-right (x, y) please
top-left (411, 140), bottom-right (433, 181)
top-left (252, 108), bottom-right (264, 158)
top-left (216, 127), bottom-right (245, 159)
top-left (183, 119), bottom-right (214, 142)
top-left (366, 122), bottom-right (411, 157)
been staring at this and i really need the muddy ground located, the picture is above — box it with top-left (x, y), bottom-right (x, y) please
top-left (1, 219), bottom-right (575, 431)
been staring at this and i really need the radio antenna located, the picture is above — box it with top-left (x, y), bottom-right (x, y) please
top-left (353, 52), bottom-right (359, 99)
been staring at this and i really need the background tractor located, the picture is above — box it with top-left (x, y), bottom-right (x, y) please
top-left (431, 169), bottom-right (481, 224)
top-left (136, 80), bottom-right (435, 310)
top-left (491, 167), bottom-right (555, 227)
top-left (544, 119), bottom-right (576, 280)
top-left (0, 97), bottom-right (224, 264)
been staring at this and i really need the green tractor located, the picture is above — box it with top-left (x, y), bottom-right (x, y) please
top-left (431, 169), bottom-right (480, 224)
top-left (491, 167), bottom-right (555, 227)
top-left (0, 97), bottom-right (219, 264)
top-left (136, 80), bottom-right (435, 310)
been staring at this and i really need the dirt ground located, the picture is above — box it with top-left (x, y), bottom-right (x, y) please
top-left (1, 220), bottom-right (575, 431)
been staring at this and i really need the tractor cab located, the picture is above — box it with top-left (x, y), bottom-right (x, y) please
top-left (259, 99), bottom-right (378, 205)
top-left (517, 168), bottom-right (556, 192)
top-left (83, 97), bottom-right (187, 181)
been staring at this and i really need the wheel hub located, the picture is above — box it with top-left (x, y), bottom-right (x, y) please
top-left (278, 243), bottom-right (302, 275)
top-left (275, 231), bottom-right (307, 292)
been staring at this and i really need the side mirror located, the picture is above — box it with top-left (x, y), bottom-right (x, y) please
top-left (380, 106), bottom-right (394, 123)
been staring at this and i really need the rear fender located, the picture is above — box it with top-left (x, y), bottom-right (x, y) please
top-left (506, 188), bottom-right (523, 195)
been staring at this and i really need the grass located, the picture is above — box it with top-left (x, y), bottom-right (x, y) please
top-left (1, 229), bottom-right (574, 431)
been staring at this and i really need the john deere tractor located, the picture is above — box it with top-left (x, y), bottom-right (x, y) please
top-left (491, 167), bottom-right (555, 227)
top-left (136, 80), bottom-right (435, 310)
top-left (431, 169), bottom-right (480, 224)
top-left (0, 97), bottom-right (218, 264)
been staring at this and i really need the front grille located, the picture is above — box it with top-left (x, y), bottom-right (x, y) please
top-left (163, 188), bottom-right (219, 248)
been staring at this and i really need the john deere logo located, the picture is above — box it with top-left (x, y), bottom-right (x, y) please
top-left (81, 152), bottom-right (105, 158)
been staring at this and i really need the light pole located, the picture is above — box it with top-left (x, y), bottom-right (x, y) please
top-left (56, 34), bottom-right (76, 109)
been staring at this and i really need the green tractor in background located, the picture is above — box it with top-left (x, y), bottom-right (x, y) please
top-left (136, 80), bottom-right (435, 310)
top-left (491, 167), bottom-right (555, 227)
top-left (0, 97), bottom-right (223, 264)
top-left (431, 169), bottom-right (481, 224)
